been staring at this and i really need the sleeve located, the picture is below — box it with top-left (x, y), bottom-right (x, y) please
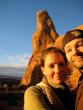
top-left (77, 94), bottom-right (83, 110)
top-left (24, 86), bottom-right (51, 110)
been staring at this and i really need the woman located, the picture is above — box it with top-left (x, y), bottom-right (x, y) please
top-left (24, 47), bottom-right (74, 110)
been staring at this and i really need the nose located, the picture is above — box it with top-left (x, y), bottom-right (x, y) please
top-left (54, 65), bottom-right (61, 74)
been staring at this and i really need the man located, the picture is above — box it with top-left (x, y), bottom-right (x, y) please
top-left (62, 29), bottom-right (83, 110)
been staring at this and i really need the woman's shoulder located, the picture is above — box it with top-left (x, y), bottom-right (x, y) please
top-left (25, 86), bottom-right (38, 91)
top-left (24, 86), bottom-right (42, 97)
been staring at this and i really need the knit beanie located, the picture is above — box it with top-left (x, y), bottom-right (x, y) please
top-left (62, 29), bottom-right (83, 49)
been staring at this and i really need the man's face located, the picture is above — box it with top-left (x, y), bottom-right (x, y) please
top-left (41, 52), bottom-right (68, 86)
top-left (64, 38), bottom-right (83, 70)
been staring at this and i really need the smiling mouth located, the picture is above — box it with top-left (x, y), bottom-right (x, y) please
top-left (54, 75), bottom-right (64, 79)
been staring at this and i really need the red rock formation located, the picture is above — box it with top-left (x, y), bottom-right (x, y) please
top-left (75, 25), bottom-right (83, 30)
top-left (32, 10), bottom-right (58, 54)
top-left (21, 10), bottom-right (58, 86)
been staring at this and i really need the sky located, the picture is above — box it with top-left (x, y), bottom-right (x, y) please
top-left (0, 0), bottom-right (83, 68)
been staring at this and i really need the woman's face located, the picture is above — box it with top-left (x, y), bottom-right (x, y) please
top-left (41, 52), bottom-right (68, 85)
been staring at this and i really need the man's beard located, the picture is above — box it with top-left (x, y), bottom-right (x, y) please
top-left (71, 52), bottom-right (83, 70)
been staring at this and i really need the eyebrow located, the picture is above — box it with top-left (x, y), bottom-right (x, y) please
top-left (65, 39), bottom-right (83, 50)
top-left (76, 40), bottom-right (83, 44)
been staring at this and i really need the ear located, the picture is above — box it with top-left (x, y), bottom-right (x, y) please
top-left (41, 66), bottom-right (46, 75)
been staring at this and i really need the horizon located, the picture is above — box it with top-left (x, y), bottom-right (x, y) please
top-left (0, 65), bottom-right (25, 77)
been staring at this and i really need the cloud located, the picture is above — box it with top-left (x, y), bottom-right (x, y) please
top-left (0, 53), bottom-right (31, 67)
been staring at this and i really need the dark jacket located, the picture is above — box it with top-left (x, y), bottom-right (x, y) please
top-left (75, 79), bottom-right (83, 110)
top-left (24, 78), bottom-right (74, 110)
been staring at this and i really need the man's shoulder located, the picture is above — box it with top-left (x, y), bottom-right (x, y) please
top-left (76, 81), bottom-right (83, 100)
top-left (75, 81), bottom-right (83, 110)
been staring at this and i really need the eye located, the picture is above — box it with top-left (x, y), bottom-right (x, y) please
top-left (49, 64), bottom-right (54, 68)
top-left (77, 42), bottom-right (83, 48)
top-left (65, 48), bottom-right (72, 53)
